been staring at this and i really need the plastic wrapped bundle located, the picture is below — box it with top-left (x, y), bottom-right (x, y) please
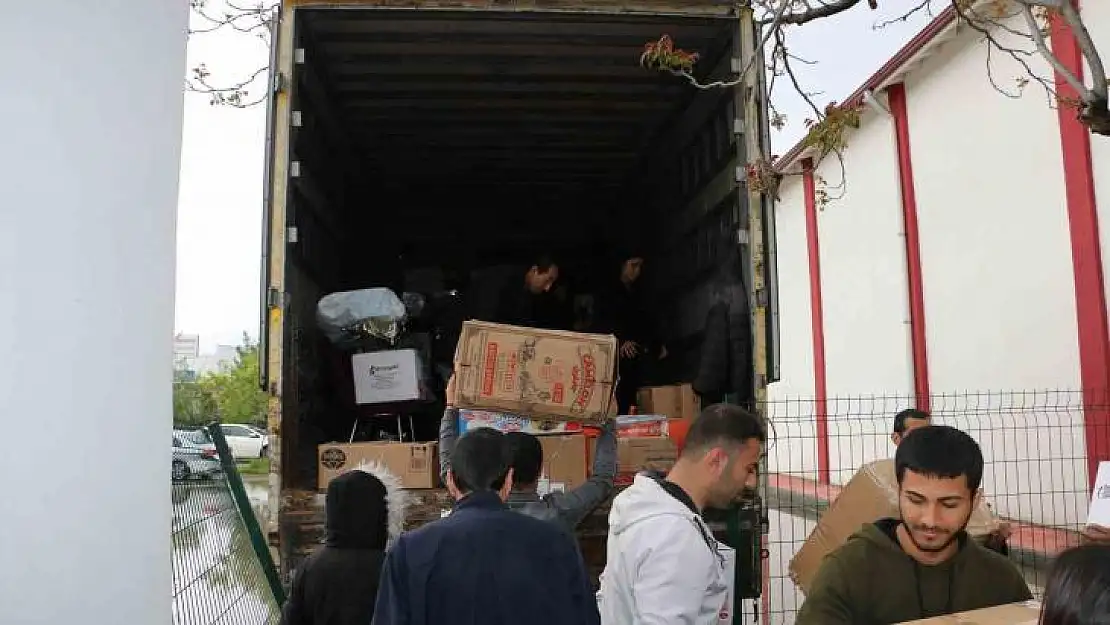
top-left (317, 287), bottom-right (407, 346)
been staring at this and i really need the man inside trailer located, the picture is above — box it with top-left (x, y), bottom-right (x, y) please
top-left (486, 253), bottom-right (563, 329)
top-left (592, 249), bottom-right (666, 414)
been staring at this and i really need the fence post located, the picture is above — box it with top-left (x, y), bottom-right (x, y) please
top-left (206, 423), bottom-right (287, 604)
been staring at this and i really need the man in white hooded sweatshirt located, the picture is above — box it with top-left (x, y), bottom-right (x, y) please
top-left (598, 403), bottom-right (765, 625)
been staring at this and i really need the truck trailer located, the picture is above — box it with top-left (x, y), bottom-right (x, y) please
top-left (259, 0), bottom-right (779, 593)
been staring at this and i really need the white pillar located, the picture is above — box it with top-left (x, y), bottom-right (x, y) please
top-left (0, 3), bottom-right (187, 624)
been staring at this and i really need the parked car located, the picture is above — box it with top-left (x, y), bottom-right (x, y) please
top-left (218, 423), bottom-right (268, 460)
top-left (172, 430), bottom-right (221, 481)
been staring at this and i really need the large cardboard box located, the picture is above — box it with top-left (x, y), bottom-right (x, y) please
top-left (636, 384), bottom-right (700, 421)
top-left (789, 459), bottom-right (998, 594)
top-left (454, 320), bottom-right (617, 423)
top-left (351, 349), bottom-right (423, 404)
top-left (536, 434), bottom-right (589, 494)
top-left (895, 601), bottom-right (1041, 624)
top-left (590, 437), bottom-right (678, 486)
top-left (318, 441), bottom-right (438, 490)
top-left (457, 408), bottom-right (584, 436)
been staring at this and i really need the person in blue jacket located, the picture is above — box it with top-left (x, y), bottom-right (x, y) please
top-left (371, 428), bottom-right (600, 625)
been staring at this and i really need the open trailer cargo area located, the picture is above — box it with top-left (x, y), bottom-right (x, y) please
top-left (261, 0), bottom-right (778, 576)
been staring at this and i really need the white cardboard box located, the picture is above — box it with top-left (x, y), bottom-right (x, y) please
top-left (717, 544), bottom-right (737, 625)
top-left (352, 349), bottom-right (422, 404)
top-left (1087, 460), bottom-right (1110, 526)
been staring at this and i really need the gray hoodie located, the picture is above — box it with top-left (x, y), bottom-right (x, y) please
top-left (439, 407), bottom-right (617, 534)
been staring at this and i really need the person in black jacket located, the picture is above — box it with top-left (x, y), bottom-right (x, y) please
top-left (693, 250), bottom-right (754, 408)
top-left (489, 254), bottom-right (562, 329)
top-left (280, 462), bottom-right (406, 625)
top-left (372, 428), bottom-right (599, 625)
top-left (593, 251), bottom-right (665, 414)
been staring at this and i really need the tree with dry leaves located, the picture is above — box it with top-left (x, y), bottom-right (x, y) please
top-left (641, 0), bottom-right (1108, 203)
top-left (189, 0), bottom-right (1108, 176)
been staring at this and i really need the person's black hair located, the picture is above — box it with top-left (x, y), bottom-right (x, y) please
top-left (893, 408), bottom-right (931, 434)
top-left (1040, 544), bottom-right (1110, 625)
top-left (505, 431), bottom-right (544, 485)
top-left (450, 428), bottom-right (512, 494)
top-left (894, 425), bottom-right (983, 492)
top-left (532, 253), bottom-right (558, 273)
top-left (680, 403), bottom-right (766, 458)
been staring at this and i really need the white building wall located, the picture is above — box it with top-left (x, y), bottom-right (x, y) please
top-left (904, 18), bottom-right (1086, 526)
top-left (813, 106), bottom-right (915, 483)
top-left (0, 2), bottom-right (186, 623)
top-left (1085, 1), bottom-right (1110, 310)
top-left (769, 14), bottom-right (1094, 523)
top-left (766, 178), bottom-right (820, 479)
top-left (906, 26), bottom-right (1080, 394)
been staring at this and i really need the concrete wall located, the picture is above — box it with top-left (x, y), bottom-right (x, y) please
top-left (0, 3), bottom-right (187, 623)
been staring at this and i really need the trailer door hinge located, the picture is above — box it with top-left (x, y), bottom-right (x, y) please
top-left (267, 288), bottom-right (284, 309)
top-left (754, 288), bottom-right (767, 308)
top-left (272, 71), bottom-right (286, 95)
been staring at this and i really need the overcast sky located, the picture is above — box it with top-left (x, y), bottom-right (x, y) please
top-left (174, 1), bottom-right (943, 353)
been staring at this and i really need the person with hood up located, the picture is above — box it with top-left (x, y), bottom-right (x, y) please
top-left (280, 461), bottom-right (407, 625)
top-left (795, 425), bottom-right (1032, 625)
top-left (598, 403), bottom-right (765, 625)
top-left (372, 428), bottom-right (598, 625)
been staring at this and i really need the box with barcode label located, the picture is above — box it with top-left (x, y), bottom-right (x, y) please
top-left (317, 441), bottom-right (438, 490)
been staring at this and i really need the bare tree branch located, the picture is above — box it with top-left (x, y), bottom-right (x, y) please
top-left (1056, 0), bottom-right (1107, 103)
top-left (186, 0), bottom-right (277, 108)
top-left (1018, 3), bottom-right (1084, 95)
top-left (873, 0), bottom-right (934, 29)
top-left (766, 0), bottom-right (868, 26)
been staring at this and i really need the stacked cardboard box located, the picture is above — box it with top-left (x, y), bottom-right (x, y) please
top-left (317, 441), bottom-right (439, 491)
top-left (894, 601), bottom-right (1041, 624)
top-left (587, 412), bottom-right (678, 487)
top-left (453, 321), bottom-right (618, 423)
top-left (635, 383), bottom-right (700, 421)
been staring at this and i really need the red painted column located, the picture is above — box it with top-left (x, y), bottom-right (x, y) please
top-left (1048, 5), bottom-right (1110, 488)
top-left (886, 83), bottom-right (931, 412)
top-left (803, 158), bottom-right (831, 485)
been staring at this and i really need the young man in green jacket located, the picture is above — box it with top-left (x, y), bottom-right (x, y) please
top-left (796, 425), bottom-right (1032, 625)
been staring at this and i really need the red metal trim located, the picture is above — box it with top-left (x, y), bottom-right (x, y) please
top-left (776, 6), bottom-right (958, 170)
top-left (1048, 6), bottom-right (1110, 489)
top-left (803, 158), bottom-right (830, 484)
top-left (887, 83), bottom-right (931, 411)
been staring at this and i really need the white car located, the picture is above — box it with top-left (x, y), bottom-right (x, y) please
top-left (172, 431), bottom-right (221, 480)
top-left (218, 423), bottom-right (269, 459)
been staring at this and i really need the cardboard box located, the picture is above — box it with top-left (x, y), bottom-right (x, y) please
top-left (1087, 460), bottom-right (1110, 526)
top-left (536, 434), bottom-right (589, 494)
top-left (318, 441), bottom-right (438, 490)
top-left (591, 437), bottom-right (678, 486)
top-left (616, 414), bottom-right (669, 437)
top-left (636, 384), bottom-right (700, 421)
top-left (457, 408), bottom-right (584, 436)
top-left (789, 459), bottom-right (999, 594)
top-left (454, 320), bottom-right (617, 423)
top-left (351, 349), bottom-right (423, 404)
top-left (895, 600), bottom-right (1041, 624)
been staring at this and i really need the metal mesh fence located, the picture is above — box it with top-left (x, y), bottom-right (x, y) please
top-left (758, 389), bottom-right (1106, 625)
top-left (172, 425), bottom-right (284, 625)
